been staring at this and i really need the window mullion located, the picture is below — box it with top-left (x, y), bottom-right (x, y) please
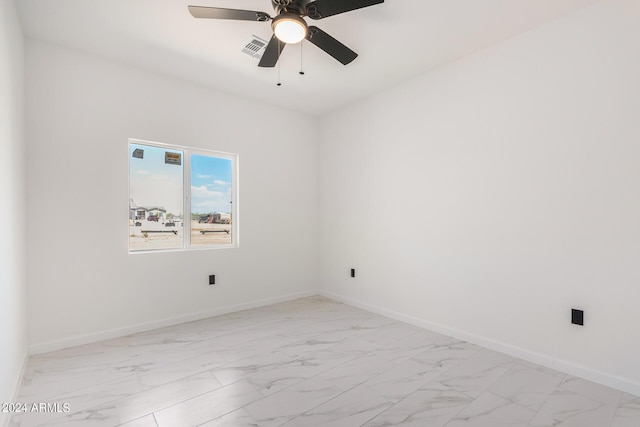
top-left (184, 151), bottom-right (191, 249)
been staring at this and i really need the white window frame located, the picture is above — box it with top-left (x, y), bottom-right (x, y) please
top-left (128, 138), bottom-right (239, 253)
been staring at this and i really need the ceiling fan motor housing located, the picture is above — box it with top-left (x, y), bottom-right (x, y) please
top-left (272, 0), bottom-right (312, 15)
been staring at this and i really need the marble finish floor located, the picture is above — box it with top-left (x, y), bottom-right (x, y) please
top-left (11, 296), bottom-right (640, 427)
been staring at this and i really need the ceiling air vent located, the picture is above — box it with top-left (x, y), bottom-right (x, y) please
top-left (242, 35), bottom-right (268, 59)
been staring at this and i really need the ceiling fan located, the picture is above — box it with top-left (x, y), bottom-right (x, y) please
top-left (188, 0), bottom-right (384, 67)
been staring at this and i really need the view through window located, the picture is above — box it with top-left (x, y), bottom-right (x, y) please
top-left (190, 153), bottom-right (234, 247)
top-left (129, 140), bottom-right (237, 252)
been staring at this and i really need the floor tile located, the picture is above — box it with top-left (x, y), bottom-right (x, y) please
top-left (556, 375), bottom-right (622, 406)
top-left (612, 393), bottom-right (640, 427)
top-left (244, 354), bottom-right (394, 426)
top-left (283, 386), bottom-right (394, 427)
top-left (198, 408), bottom-right (259, 427)
top-left (45, 371), bottom-right (221, 426)
top-left (363, 386), bottom-right (472, 426)
top-left (153, 380), bottom-right (262, 427)
top-left (361, 358), bottom-right (448, 401)
top-left (13, 296), bottom-right (635, 427)
top-left (410, 339), bottom-right (481, 371)
top-left (529, 386), bottom-right (618, 427)
top-left (429, 348), bottom-right (517, 399)
top-left (135, 351), bottom-right (225, 389)
top-left (488, 360), bottom-right (565, 411)
top-left (244, 347), bottom-right (364, 396)
top-left (445, 391), bottom-right (536, 426)
top-left (116, 414), bottom-right (158, 427)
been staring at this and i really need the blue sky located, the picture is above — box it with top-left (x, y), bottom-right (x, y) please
top-left (129, 143), bottom-right (232, 216)
top-left (190, 154), bottom-right (232, 214)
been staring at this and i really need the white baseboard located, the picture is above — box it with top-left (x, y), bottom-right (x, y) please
top-left (320, 290), bottom-right (640, 397)
top-left (28, 290), bottom-right (318, 355)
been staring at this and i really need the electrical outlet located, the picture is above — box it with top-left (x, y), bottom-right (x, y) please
top-left (209, 275), bottom-right (216, 285)
top-left (571, 308), bottom-right (584, 326)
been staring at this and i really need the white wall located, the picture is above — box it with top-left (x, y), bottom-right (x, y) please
top-left (0, 0), bottom-right (27, 423)
top-left (25, 40), bottom-right (319, 351)
top-left (319, 0), bottom-right (640, 395)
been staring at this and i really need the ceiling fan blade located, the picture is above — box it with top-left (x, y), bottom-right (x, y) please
top-left (306, 26), bottom-right (357, 65)
top-left (258, 35), bottom-right (286, 67)
top-left (305, 0), bottom-right (383, 20)
top-left (188, 6), bottom-right (271, 22)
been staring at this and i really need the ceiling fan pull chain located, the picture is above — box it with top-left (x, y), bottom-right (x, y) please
top-left (277, 39), bottom-right (282, 86)
top-left (300, 42), bottom-right (305, 75)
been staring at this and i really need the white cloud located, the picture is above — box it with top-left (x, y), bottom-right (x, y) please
top-left (191, 185), bottom-right (223, 198)
top-left (190, 185), bottom-right (231, 213)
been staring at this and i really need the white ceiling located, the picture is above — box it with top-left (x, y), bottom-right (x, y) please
top-left (17, 0), bottom-right (601, 115)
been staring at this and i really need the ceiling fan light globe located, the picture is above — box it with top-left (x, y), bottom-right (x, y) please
top-left (273, 17), bottom-right (307, 44)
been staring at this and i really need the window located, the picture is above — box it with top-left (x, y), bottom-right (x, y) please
top-left (129, 139), bottom-right (237, 252)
